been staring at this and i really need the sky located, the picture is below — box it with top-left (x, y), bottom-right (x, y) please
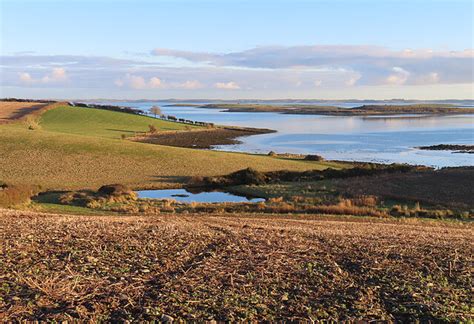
top-left (1, 0), bottom-right (473, 100)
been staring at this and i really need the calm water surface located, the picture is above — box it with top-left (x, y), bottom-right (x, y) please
top-left (137, 189), bottom-right (264, 203)
top-left (97, 100), bottom-right (474, 167)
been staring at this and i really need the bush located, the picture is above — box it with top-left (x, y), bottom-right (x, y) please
top-left (98, 184), bottom-right (133, 196)
top-left (351, 195), bottom-right (378, 207)
top-left (189, 168), bottom-right (268, 188)
top-left (148, 124), bottom-right (158, 134)
top-left (24, 116), bottom-right (41, 130)
top-left (0, 184), bottom-right (39, 207)
top-left (304, 154), bottom-right (324, 161)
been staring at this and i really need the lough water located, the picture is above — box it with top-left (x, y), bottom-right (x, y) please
top-left (137, 189), bottom-right (264, 203)
top-left (96, 100), bottom-right (474, 168)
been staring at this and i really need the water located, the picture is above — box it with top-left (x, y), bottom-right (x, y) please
top-left (94, 100), bottom-right (474, 167)
top-left (136, 189), bottom-right (264, 203)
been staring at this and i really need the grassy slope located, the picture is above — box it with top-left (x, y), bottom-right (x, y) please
top-left (0, 106), bottom-right (341, 190)
top-left (40, 105), bottom-right (195, 139)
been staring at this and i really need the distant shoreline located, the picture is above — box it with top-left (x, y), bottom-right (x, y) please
top-left (195, 103), bottom-right (474, 116)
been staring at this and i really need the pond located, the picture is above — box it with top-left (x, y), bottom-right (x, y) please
top-left (136, 188), bottom-right (265, 203)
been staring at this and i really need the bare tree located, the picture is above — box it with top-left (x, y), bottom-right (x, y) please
top-left (150, 106), bottom-right (162, 118)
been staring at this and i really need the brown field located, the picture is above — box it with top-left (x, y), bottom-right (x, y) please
top-left (0, 101), bottom-right (48, 123)
top-left (1, 209), bottom-right (472, 321)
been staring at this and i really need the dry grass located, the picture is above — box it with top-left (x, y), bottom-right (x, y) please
top-left (0, 101), bottom-right (48, 123)
top-left (0, 209), bottom-right (472, 321)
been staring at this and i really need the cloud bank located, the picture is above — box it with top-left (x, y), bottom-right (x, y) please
top-left (152, 45), bottom-right (473, 86)
top-left (1, 45), bottom-right (473, 98)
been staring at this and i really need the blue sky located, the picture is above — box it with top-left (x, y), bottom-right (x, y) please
top-left (1, 0), bottom-right (473, 99)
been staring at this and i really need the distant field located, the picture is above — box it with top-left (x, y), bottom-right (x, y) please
top-left (1, 209), bottom-right (471, 321)
top-left (0, 105), bottom-right (338, 190)
top-left (40, 105), bottom-right (196, 139)
top-left (0, 101), bottom-right (48, 123)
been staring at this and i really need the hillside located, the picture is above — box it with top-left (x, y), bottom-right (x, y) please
top-left (0, 104), bottom-right (338, 190)
top-left (40, 105), bottom-right (196, 139)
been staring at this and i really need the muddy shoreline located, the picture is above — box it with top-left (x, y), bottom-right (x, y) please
top-left (131, 126), bottom-right (275, 149)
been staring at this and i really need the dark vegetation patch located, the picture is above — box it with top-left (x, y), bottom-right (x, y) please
top-left (332, 167), bottom-right (474, 210)
top-left (188, 164), bottom-right (429, 188)
top-left (182, 165), bottom-right (472, 219)
top-left (132, 127), bottom-right (275, 149)
top-left (303, 154), bottom-right (325, 161)
top-left (57, 184), bottom-right (137, 210)
top-left (417, 144), bottom-right (474, 153)
top-left (1, 98), bottom-right (56, 103)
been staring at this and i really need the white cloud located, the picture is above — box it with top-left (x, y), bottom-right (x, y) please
top-left (176, 80), bottom-right (203, 89)
top-left (115, 74), bottom-right (164, 89)
top-left (385, 67), bottom-right (410, 85)
top-left (18, 68), bottom-right (68, 85)
top-left (114, 75), bottom-right (204, 90)
top-left (314, 80), bottom-right (322, 87)
top-left (345, 75), bottom-right (361, 86)
top-left (18, 72), bottom-right (34, 84)
top-left (52, 67), bottom-right (67, 80)
top-left (214, 81), bottom-right (240, 89)
top-left (148, 77), bottom-right (163, 88)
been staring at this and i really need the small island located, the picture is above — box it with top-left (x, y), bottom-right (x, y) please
top-left (418, 144), bottom-right (474, 154)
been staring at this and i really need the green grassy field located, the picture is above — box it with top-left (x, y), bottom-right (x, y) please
top-left (0, 105), bottom-right (341, 190)
top-left (40, 105), bottom-right (195, 139)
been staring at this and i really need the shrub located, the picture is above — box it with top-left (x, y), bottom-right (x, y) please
top-left (190, 168), bottom-right (268, 188)
top-left (268, 151), bottom-right (277, 157)
top-left (0, 184), bottom-right (39, 207)
top-left (24, 116), bottom-right (41, 130)
top-left (98, 184), bottom-right (134, 197)
top-left (352, 195), bottom-right (378, 207)
top-left (148, 124), bottom-right (158, 134)
top-left (304, 154), bottom-right (324, 161)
